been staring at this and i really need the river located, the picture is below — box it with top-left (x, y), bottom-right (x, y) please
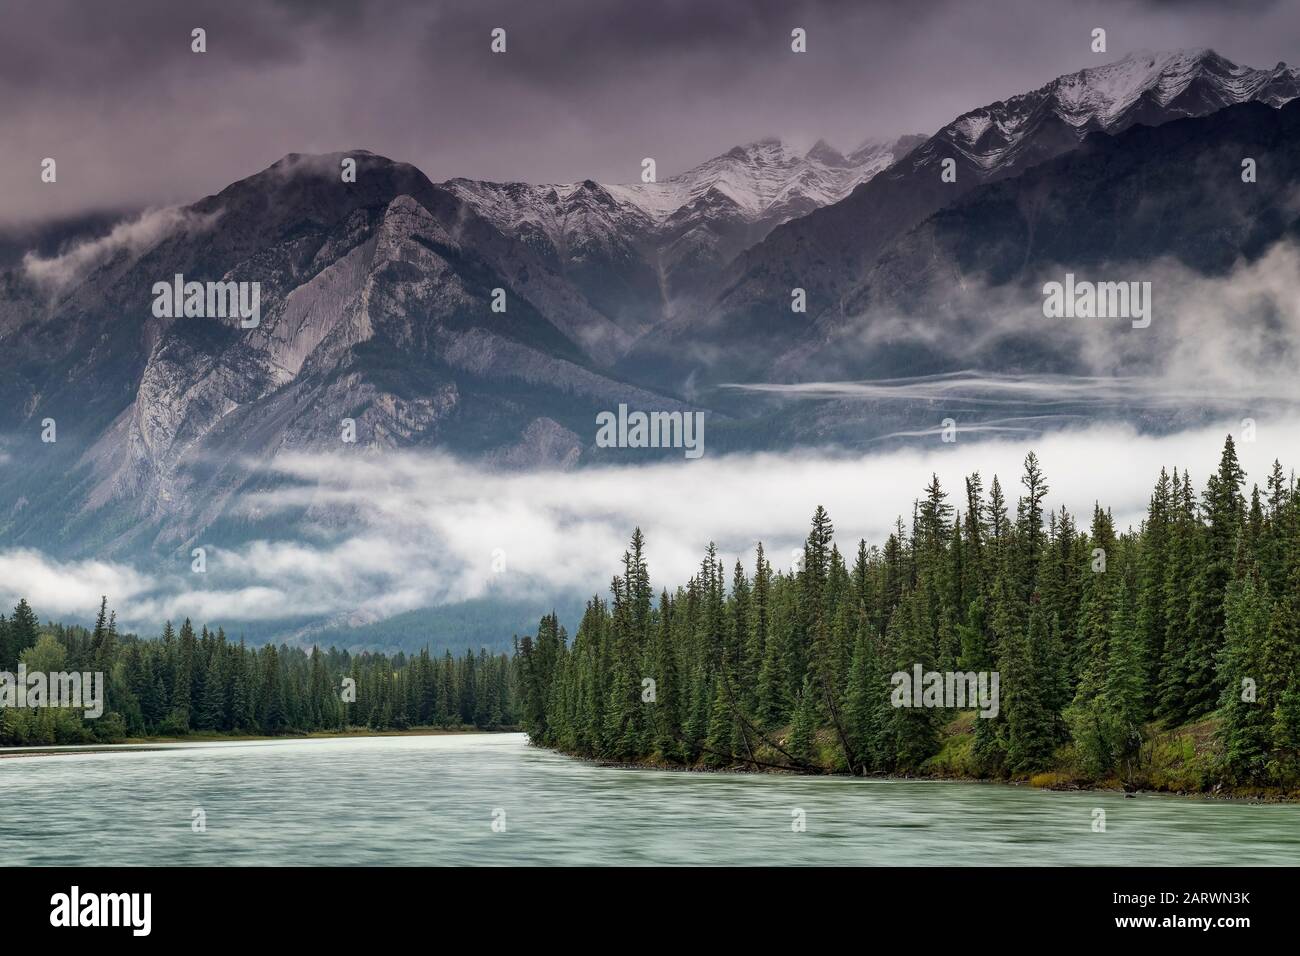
top-left (2, 732), bottom-right (1296, 865)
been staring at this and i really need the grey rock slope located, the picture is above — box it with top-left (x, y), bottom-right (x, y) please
top-left (0, 151), bottom-right (692, 556)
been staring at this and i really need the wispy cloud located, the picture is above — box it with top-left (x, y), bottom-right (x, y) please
top-left (724, 368), bottom-right (1300, 409)
top-left (0, 549), bottom-right (157, 613)
top-left (761, 241), bottom-right (1300, 411)
top-left (0, 420), bottom-right (1294, 636)
top-left (21, 206), bottom-right (219, 289)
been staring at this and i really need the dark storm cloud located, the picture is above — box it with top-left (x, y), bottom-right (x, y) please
top-left (3, 0), bottom-right (1300, 226)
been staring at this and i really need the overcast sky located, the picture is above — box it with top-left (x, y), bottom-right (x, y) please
top-left (3, 0), bottom-right (1299, 226)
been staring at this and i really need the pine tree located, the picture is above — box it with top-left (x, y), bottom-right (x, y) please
top-left (889, 593), bottom-right (939, 769)
top-left (754, 586), bottom-right (789, 728)
top-left (1263, 562), bottom-right (1300, 782)
top-left (1003, 602), bottom-right (1057, 773)
top-left (1073, 504), bottom-right (1117, 704)
top-left (845, 628), bottom-right (889, 772)
top-left (1156, 471), bottom-right (1198, 723)
top-left (703, 678), bottom-right (736, 766)
top-left (742, 544), bottom-right (771, 713)
top-left (1102, 564), bottom-right (1147, 780)
top-left (230, 643), bottom-right (253, 731)
top-left (7, 599), bottom-right (39, 666)
top-left (788, 676), bottom-right (820, 766)
top-left (1136, 469), bottom-right (1172, 710)
top-left (1181, 436), bottom-right (1247, 717)
top-left (651, 592), bottom-right (684, 761)
top-left (260, 645), bottom-right (286, 732)
top-left (962, 474), bottom-right (988, 605)
top-left (197, 651), bottom-right (225, 731)
top-left (167, 619), bottom-right (195, 732)
top-left (87, 600), bottom-right (119, 689)
top-left (1217, 570), bottom-right (1274, 783)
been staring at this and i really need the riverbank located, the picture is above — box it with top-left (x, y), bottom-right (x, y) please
top-left (552, 712), bottom-right (1300, 803)
top-left (0, 725), bottom-right (517, 758)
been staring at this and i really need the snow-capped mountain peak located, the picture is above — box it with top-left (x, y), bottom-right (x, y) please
top-left (447, 133), bottom-right (920, 307)
top-left (1051, 48), bottom-right (1296, 125)
top-left (601, 135), bottom-right (885, 223)
top-left (451, 133), bottom-right (914, 233)
top-left (934, 48), bottom-right (1300, 173)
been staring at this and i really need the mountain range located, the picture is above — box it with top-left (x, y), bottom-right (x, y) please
top-left (630, 48), bottom-right (1300, 385)
top-left (446, 134), bottom-right (922, 334)
top-left (3, 47), bottom-right (1300, 564)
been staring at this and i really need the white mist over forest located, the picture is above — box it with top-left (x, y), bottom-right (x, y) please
top-left (0, 419), bottom-right (1291, 633)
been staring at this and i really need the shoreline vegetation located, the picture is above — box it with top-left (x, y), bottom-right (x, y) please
top-left (547, 714), bottom-right (1300, 803)
top-left (517, 438), bottom-right (1300, 803)
top-left (0, 599), bottom-right (521, 747)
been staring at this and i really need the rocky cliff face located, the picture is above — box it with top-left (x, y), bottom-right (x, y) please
top-left (0, 151), bottom-right (692, 556)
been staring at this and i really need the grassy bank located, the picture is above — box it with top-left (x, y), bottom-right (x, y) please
top-left (919, 712), bottom-right (1287, 799)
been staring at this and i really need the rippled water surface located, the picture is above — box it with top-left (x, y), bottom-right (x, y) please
top-left (2, 733), bottom-right (1297, 865)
